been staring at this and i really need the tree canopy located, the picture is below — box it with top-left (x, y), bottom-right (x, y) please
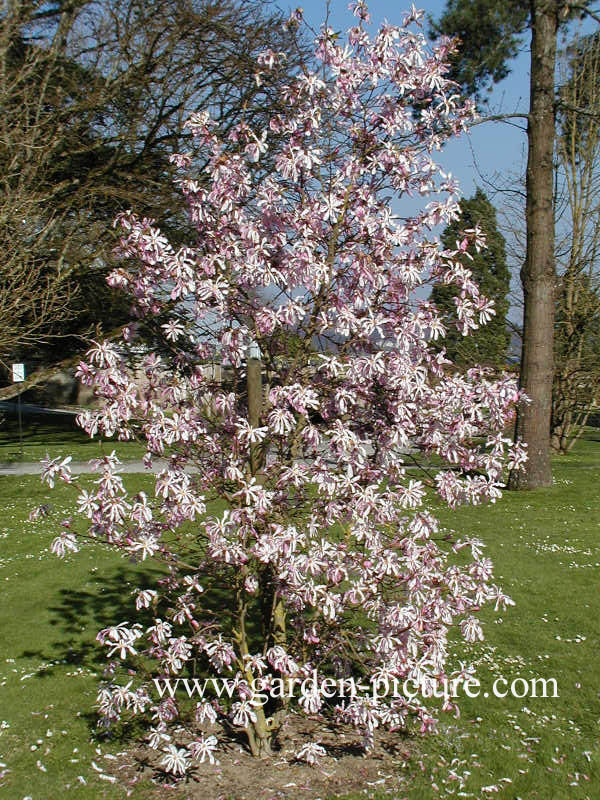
top-left (429, 0), bottom-right (529, 101)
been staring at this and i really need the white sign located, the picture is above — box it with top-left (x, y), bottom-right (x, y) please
top-left (12, 363), bottom-right (25, 382)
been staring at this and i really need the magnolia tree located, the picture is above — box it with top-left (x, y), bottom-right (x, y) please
top-left (39, 2), bottom-right (526, 774)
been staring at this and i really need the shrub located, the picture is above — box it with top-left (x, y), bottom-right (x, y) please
top-left (39, 2), bottom-right (526, 773)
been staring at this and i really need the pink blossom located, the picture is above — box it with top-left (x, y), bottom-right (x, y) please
top-left (295, 742), bottom-right (326, 765)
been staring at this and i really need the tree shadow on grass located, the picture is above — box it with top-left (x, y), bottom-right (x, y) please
top-left (21, 563), bottom-right (163, 672)
top-left (18, 558), bottom-right (263, 751)
top-left (17, 560), bottom-right (420, 771)
top-left (20, 560), bottom-right (239, 675)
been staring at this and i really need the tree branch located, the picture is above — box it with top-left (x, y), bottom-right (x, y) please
top-left (0, 325), bottom-right (126, 401)
top-left (557, 100), bottom-right (600, 119)
top-left (468, 112), bottom-right (529, 131)
top-left (569, 3), bottom-right (600, 26)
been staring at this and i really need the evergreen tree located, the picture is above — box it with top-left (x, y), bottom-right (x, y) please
top-left (431, 189), bottom-right (510, 368)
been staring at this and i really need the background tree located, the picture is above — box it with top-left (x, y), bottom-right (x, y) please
top-left (431, 189), bottom-right (510, 368)
top-left (492, 31), bottom-right (600, 452)
top-left (431, 0), bottom-right (600, 489)
top-left (551, 33), bottom-right (600, 450)
top-left (0, 0), bottom-right (306, 379)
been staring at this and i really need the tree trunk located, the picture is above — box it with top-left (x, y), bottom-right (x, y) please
top-left (247, 355), bottom-right (263, 476)
top-left (509, 0), bottom-right (558, 489)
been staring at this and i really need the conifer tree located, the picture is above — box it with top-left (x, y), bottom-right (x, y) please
top-left (431, 189), bottom-right (510, 368)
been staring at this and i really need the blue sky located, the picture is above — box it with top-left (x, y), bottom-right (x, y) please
top-left (272, 1), bottom-right (595, 326)
top-left (274, 1), bottom-right (594, 201)
top-left (274, 0), bottom-right (532, 200)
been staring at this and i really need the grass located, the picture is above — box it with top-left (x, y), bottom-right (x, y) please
top-left (364, 429), bottom-right (600, 799)
top-left (0, 417), bottom-right (147, 464)
top-left (0, 433), bottom-right (598, 798)
top-left (0, 473), bottom-right (157, 799)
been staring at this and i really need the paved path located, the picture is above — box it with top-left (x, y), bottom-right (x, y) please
top-left (0, 400), bottom-right (78, 417)
top-left (0, 460), bottom-right (166, 476)
top-left (0, 458), bottom-right (428, 476)
top-left (9, 455), bottom-right (594, 477)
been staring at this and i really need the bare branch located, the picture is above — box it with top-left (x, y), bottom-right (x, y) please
top-left (468, 112), bottom-right (529, 131)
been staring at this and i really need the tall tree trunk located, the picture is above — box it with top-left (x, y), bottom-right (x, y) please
top-left (509, 0), bottom-right (558, 489)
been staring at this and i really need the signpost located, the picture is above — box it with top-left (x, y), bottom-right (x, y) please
top-left (246, 342), bottom-right (262, 476)
top-left (11, 363), bottom-right (25, 459)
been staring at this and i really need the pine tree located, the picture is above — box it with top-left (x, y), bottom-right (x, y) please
top-left (431, 189), bottom-right (510, 368)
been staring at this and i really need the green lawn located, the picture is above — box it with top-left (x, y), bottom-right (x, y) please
top-left (0, 434), bottom-right (598, 798)
top-left (367, 429), bottom-right (600, 799)
top-left (0, 472), bottom-right (157, 799)
top-left (0, 417), bottom-right (147, 464)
